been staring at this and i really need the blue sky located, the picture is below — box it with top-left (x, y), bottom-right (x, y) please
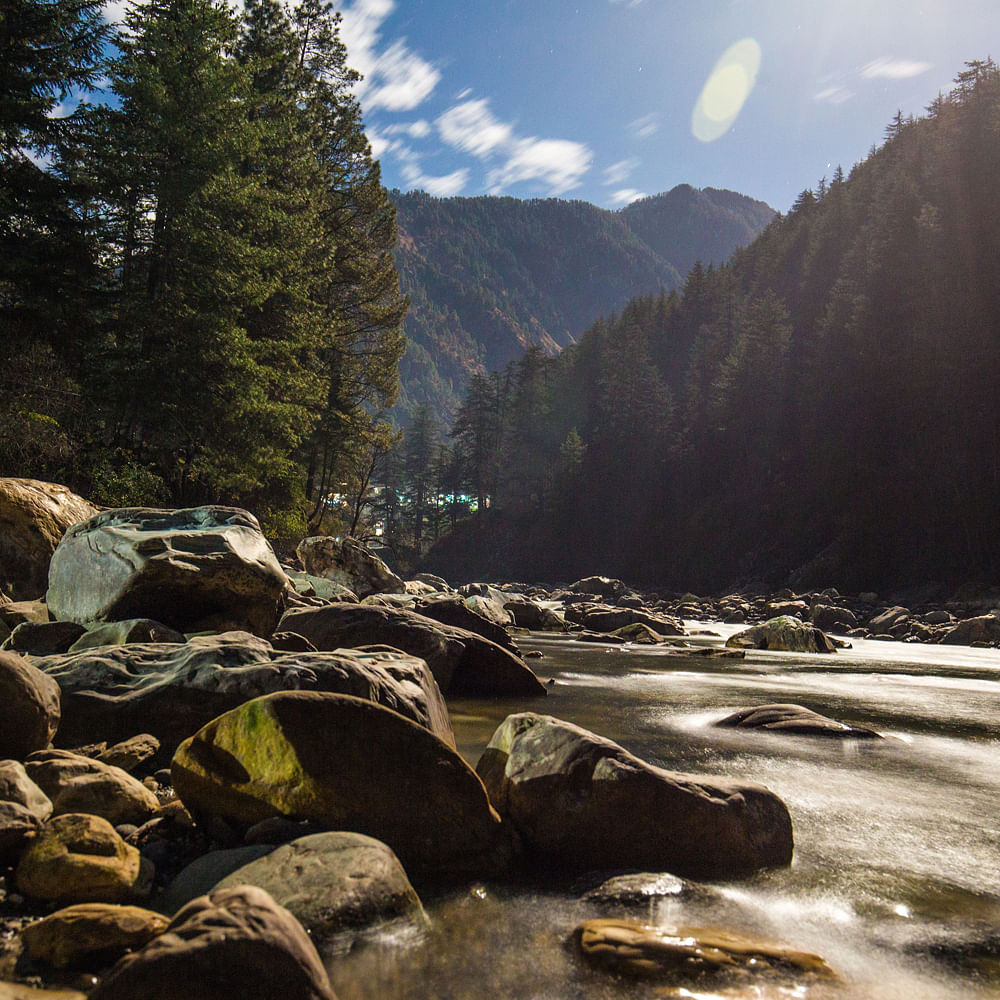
top-left (334, 0), bottom-right (1000, 212)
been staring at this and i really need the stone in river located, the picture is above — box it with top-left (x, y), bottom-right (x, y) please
top-left (725, 616), bottom-right (837, 653)
top-left (714, 703), bottom-right (882, 739)
top-left (476, 712), bottom-right (793, 879)
top-left (0, 650), bottom-right (61, 760)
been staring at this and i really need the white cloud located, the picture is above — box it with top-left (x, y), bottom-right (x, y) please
top-left (629, 113), bottom-right (659, 139)
top-left (814, 85), bottom-right (854, 104)
top-left (436, 99), bottom-right (514, 158)
top-left (603, 158), bottom-right (638, 186)
top-left (399, 163), bottom-right (469, 197)
top-left (339, 0), bottom-right (440, 111)
top-left (610, 188), bottom-right (647, 205)
top-left (861, 57), bottom-right (933, 80)
top-left (609, 0), bottom-right (644, 7)
top-left (487, 137), bottom-right (592, 196)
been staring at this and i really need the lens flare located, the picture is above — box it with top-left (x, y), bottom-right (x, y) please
top-left (692, 38), bottom-right (761, 142)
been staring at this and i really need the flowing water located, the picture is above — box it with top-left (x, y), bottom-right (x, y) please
top-left (327, 626), bottom-right (1000, 999)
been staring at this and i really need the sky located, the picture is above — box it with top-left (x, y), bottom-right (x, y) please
top-left (330, 0), bottom-right (1000, 212)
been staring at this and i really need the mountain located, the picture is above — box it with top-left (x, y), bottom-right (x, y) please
top-left (423, 60), bottom-right (1000, 592)
top-left (390, 186), bottom-right (776, 423)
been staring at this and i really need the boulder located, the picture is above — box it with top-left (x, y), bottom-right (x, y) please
top-left (24, 750), bottom-right (159, 826)
top-left (97, 734), bottom-right (160, 774)
top-left (67, 620), bottom-right (185, 653)
top-left (1, 621), bottom-right (87, 655)
top-left (33, 632), bottom-right (453, 751)
top-left (171, 692), bottom-right (509, 882)
top-left (809, 603), bottom-right (859, 633)
top-left (296, 536), bottom-right (404, 598)
top-left (413, 573), bottom-right (451, 592)
top-left (714, 704), bottom-right (882, 739)
top-left (16, 813), bottom-right (152, 904)
top-left (88, 886), bottom-right (337, 1000)
top-left (0, 601), bottom-right (48, 628)
top-left (476, 713), bottom-right (793, 880)
top-left (939, 613), bottom-right (1000, 646)
top-left (563, 605), bottom-right (684, 637)
top-left (463, 593), bottom-right (514, 628)
top-left (0, 479), bottom-right (98, 601)
top-left (413, 595), bottom-right (519, 653)
top-left (21, 904), bottom-right (169, 969)
top-left (156, 846), bottom-right (276, 915)
top-left (0, 651), bottom-right (61, 760)
top-left (867, 606), bottom-right (911, 634)
top-left (0, 985), bottom-right (85, 999)
top-left (504, 599), bottom-right (567, 631)
top-left (46, 507), bottom-right (288, 637)
top-left (285, 571), bottom-right (358, 603)
top-left (725, 616), bottom-right (837, 654)
top-left (278, 603), bottom-right (546, 698)
top-left (567, 577), bottom-right (627, 599)
top-left (0, 760), bottom-right (52, 856)
top-left (572, 918), bottom-right (834, 982)
top-left (403, 579), bottom-right (438, 596)
top-left (580, 872), bottom-right (705, 908)
top-left (213, 832), bottom-right (425, 942)
top-left (764, 598), bottom-right (808, 619)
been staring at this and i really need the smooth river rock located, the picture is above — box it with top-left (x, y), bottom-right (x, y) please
top-left (278, 603), bottom-right (546, 698)
top-left (171, 692), bottom-right (509, 882)
top-left (46, 507), bottom-right (288, 636)
top-left (714, 703), bottom-right (882, 739)
top-left (476, 713), bottom-right (793, 879)
top-left (33, 632), bottom-right (453, 751)
top-left (296, 535), bottom-right (404, 598)
top-left (88, 886), bottom-right (337, 1000)
top-left (0, 651), bottom-right (61, 760)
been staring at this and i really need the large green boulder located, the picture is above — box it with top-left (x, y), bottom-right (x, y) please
top-left (172, 692), bottom-right (509, 882)
top-left (725, 616), bottom-right (837, 653)
top-left (477, 713), bottom-right (793, 879)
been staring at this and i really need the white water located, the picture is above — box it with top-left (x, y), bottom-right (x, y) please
top-left (328, 628), bottom-right (1000, 999)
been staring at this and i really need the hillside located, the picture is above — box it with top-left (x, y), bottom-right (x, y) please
top-left (424, 60), bottom-right (1000, 592)
top-left (391, 186), bottom-right (776, 422)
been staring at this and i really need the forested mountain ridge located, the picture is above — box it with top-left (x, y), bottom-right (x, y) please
top-left (391, 185), bottom-right (776, 421)
top-left (424, 60), bottom-right (1000, 592)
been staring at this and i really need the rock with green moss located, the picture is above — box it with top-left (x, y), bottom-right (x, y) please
top-left (172, 692), bottom-right (510, 882)
top-left (725, 616), bottom-right (837, 653)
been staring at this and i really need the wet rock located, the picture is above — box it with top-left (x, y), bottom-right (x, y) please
top-left (572, 918), bottom-right (835, 982)
top-left (725, 616), bottom-right (837, 654)
top-left (0, 651), bottom-right (61, 760)
top-left (714, 703), bottom-right (882, 739)
top-left (1, 622), bottom-right (86, 656)
top-left (16, 813), bottom-right (152, 904)
top-left (171, 691), bottom-right (509, 882)
top-left (25, 750), bottom-right (159, 826)
top-left (581, 872), bottom-right (704, 907)
top-left (34, 633), bottom-right (453, 752)
top-left (0, 479), bottom-right (98, 602)
top-left (610, 623), bottom-right (669, 644)
top-left (67, 620), bottom-right (185, 653)
top-left (46, 507), bottom-right (288, 637)
top-left (476, 713), bottom-right (793, 879)
top-left (296, 535), bottom-right (404, 599)
top-left (88, 886), bottom-right (337, 1000)
top-left (0, 761), bottom-right (52, 856)
top-left (20, 904), bottom-right (168, 969)
top-left (213, 832), bottom-right (426, 942)
top-left (278, 603), bottom-right (546, 698)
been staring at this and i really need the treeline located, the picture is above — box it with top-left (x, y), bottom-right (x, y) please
top-left (424, 61), bottom-right (1000, 591)
top-left (391, 186), bottom-right (775, 424)
top-left (1, 0), bottom-right (405, 535)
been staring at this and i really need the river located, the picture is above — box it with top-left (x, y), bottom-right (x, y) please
top-left (328, 624), bottom-right (1000, 999)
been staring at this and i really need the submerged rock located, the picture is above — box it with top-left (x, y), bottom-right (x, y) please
top-left (476, 713), bottom-right (793, 879)
top-left (171, 691), bottom-right (509, 882)
top-left (572, 918), bottom-right (835, 982)
top-left (714, 703), bottom-right (882, 739)
top-left (725, 616), bottom-right (837, 654)
top-left (46, 507), bottom-right (288, 637)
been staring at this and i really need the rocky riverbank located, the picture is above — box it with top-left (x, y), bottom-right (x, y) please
top-left (0, 477), bottom-right (995, 997)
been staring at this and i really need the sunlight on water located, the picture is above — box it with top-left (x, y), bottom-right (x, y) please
top-left (329, 629), bottom-right (1000, 999)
